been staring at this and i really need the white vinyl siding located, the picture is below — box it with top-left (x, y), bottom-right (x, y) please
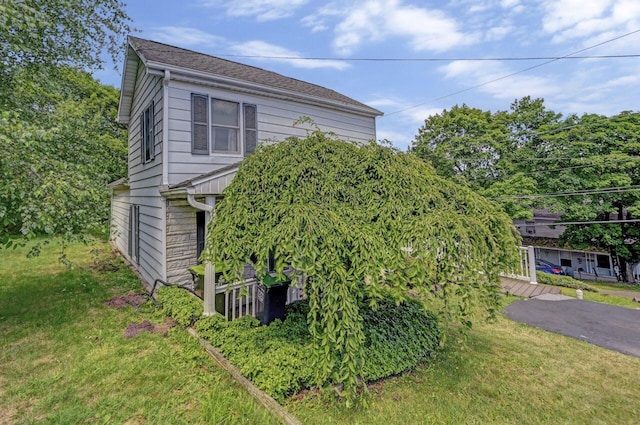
top-left (126, 59), bottom-right (166, 287)
top-left (110, 188), bottom-right (130, 258)
top-left (168, 81), bottom-right (377, 184)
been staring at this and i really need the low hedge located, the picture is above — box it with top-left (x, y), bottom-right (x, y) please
top-left (156, 286), bottom-right (203, 326)
top-left (193, 297), bottom-right (441, 401)
top-left (536, 273), bottom-right (597, 292)
top-left (360, 298), bottom-right (441, 381)
top-left (156, 286), bottom-right (441, 401)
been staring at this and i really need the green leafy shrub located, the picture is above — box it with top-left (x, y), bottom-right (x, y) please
top-left (360, 298), bottom-right (441, 381)
top-left (537, 273), bottom-right (597, 292)
top-left (195, 313), bottom-right (315, 402)
top-left (194, 298), bottom-right (440, 402)
top-left (156, 286), bottom-right (203, 326)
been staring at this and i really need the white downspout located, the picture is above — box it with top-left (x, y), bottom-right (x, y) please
top-left (162, 70), bottom-right (170, 186)
top-left (187, 191), bottom-right (216, 315)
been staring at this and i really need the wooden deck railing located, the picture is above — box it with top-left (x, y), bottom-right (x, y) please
top-left (500, 246), bottom-right (537, 283)
top-left (214, 277), bottom-right (305, 321)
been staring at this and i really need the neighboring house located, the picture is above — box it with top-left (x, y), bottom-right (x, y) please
top-left (513, 210), bottom-right (618, 281)
top-left (109, 36), bottom-right (382, 294)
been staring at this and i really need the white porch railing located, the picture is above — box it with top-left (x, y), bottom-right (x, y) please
top-left (501, 246), bottom-right (537, 284)
top-left (214, 277), bottom-right (305, 321)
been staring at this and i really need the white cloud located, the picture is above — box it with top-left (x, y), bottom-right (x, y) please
top-left (376, 126), bottom-right (415, 150)
top-left (315, 0), bottom-right (473, 55)
top-left (231, 41), bottom-right (351, 70)
top-left (541, 0), bottom-right (640, 43)
top-left (501, 0), bottom-right (520, 7)
top-left (439, 60), bottom-right (560, 102)
top-left (148, 26), bottom-right (223, 47)
top-left (201, 0), bottom-right (309, 21)
top-left (300, 15), bottom-right (328, 32)
top-left (485, 25), bottom-right (515, 41)
top-left (402, 106), bottom-right (444, 123)
top-left (542, 0), bottom-right (613, 34)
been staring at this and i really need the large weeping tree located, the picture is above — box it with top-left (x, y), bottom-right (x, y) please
top-left (203, 131), bottom-right (520, 398)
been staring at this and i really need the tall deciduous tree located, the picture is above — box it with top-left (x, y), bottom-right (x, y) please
top-left (0, 68), bottom-right (127, 248)
top-left (204, 131), bottom-right (520, 400)
top-left (549, 112), bottom-right (640, 282)
top-left (0, 0), bottom-right (132, 111)
top-left (413, 97), bottom-right (640, 282)
top-left (0, 1), bottom-right (131, 248)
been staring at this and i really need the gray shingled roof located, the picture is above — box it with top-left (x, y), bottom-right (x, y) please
top-left (129, 36), bottom-right (381, 114)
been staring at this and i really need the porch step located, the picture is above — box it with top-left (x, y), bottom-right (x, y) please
top-left (500, 277), bottom-right (561, 298)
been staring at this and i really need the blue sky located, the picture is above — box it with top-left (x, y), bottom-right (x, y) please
top-left (94, 0), bottom-right (640, 150)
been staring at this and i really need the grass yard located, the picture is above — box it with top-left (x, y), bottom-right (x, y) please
top-left (0, 239), bottom-right (279, 425)
top-left (558, 286), bottom-right (640, 308)
top-left (287, 312), bottom-right (640, 425)
top-left (3, 238), bottom-right (640, 425)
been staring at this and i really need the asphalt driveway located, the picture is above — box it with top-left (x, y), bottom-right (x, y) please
top-left (504, 296), bottom-right (640, 357)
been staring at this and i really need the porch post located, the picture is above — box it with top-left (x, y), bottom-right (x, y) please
top-left (203, 261), bottom-right (216, 315)
top-left (203, 196), bottom-right (217, 316)
top-left (528, 245), bottom-right (537, 284)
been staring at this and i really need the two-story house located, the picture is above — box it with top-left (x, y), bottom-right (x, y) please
top-left (109, 37), bottom-right (382, 295)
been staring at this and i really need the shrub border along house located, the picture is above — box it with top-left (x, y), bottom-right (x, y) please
top-left (156, 286), bottom-right (441, 402)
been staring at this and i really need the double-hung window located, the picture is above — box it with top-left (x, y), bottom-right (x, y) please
top-left (191, 94), bottom-right (257, 156)
top-left (128, 205), bottom-right (140, 264)
top-left (211, 99), bottom-right (240, 153)
top-left (140, 102), bottom-right (155, 163)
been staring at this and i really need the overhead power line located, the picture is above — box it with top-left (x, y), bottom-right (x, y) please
top-left (474, 157), bottom-right (638, 181)
top-left (384, 28), bottom-right (640, 117)
top-left (214, 53), bottom-right (640, 62)
top-left (514, 219), bottom-right (640, 227)
top-left (489, 185), bottom-right (640, 200)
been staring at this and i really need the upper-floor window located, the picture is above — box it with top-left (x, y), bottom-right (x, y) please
top-left (191, 94), bottom-right (257, 157)
top-left (140, 102), bottom-right (155, 163)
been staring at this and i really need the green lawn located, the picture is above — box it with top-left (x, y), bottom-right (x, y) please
top-left (3, 239), bottom-right (640, 425)
top-left (0, 239), bottom-right (279, 425)
top-left (558, 287), bottom-right (640, 308)
top-left (287, 314), bottom-right (640, 425)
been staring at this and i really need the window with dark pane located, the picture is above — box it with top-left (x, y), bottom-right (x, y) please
top-left (140, 102), bottom-right (155, 163)
top-left (192, 94), bottom-right (209, 154)
top-left (244, 104), bottom-right (257, 156)
top-left (596, 255), bottom-right (611, 269)
top-left (211, 99), bottom-right (239, 153)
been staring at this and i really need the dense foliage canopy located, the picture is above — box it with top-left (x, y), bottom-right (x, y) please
top-left (204, 131), bottom-right (520, 398)
top-left (0, 1), bottom-right (131, 249)
top-left (413, 97), bottom-right (640, 281)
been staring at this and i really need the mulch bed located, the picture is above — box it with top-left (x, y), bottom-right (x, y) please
top-left (123, 319), bottom-right (177, 338)
top-left (103, 293), bottom-right (149, 309)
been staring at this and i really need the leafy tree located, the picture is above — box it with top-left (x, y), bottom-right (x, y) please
top-left (0, 68), bottom-right (127, 249)
top-left (413, 97), bottom-right (640, 282)
top-left (0, 1), bottom-right (131, 249)
top-left (204, 131), bottom-right (520, 400)
top-left (548, 112), bottom-right (640, 281)
top-left (412, 104), bottom-right (507, 188)
top-left (0, 0), bottom-right (132, 111)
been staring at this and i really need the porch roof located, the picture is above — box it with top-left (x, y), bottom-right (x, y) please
top-left (162, 162), bottom-right (241, 197)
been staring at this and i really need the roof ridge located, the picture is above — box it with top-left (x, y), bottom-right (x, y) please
top-left (129, 36), bottom-right (347, 99)
top-left (126, 36), bottom-right (382, 115)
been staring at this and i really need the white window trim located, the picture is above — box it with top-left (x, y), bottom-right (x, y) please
top-left (210, 98), bottom-right (241, 155)
top-left (191, 93), bottom-right (257, 157)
